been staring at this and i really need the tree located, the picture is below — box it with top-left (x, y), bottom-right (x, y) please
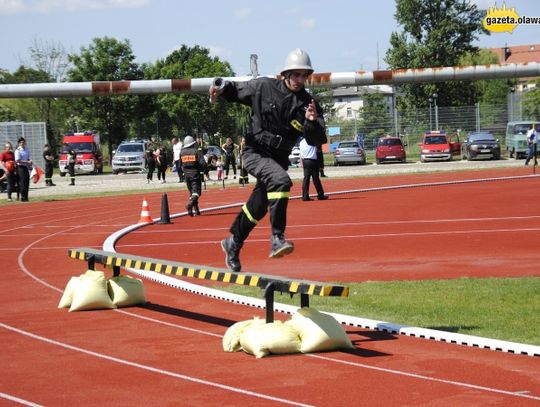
top-left (460, 49), bottom-right (511, 106)
top-left (18, 40), bottom-right (72, 148)
top-left (145, 45), bottom-right (238, 144)
top-left (523, 78), bottom-right (540, 120)
top-left (359, 92), bottom-right (392, 140)
top-left (385, 0), bottom-right (486, 108)
top-left (68, 37), bottom-right (152, 155)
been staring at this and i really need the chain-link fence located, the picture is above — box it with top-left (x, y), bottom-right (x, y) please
top-left (327, 94), bottom-right (536, 152)
top-left (0, 122), bottom-right (47, 169)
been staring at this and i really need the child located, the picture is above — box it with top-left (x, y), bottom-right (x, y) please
top-left (216, 158), bottom-right (224, 181)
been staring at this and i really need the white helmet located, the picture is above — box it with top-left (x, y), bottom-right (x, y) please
top-left (183, 135), bottom-right (196, 148)
top-left (280, 48), bottom-right (314, 76)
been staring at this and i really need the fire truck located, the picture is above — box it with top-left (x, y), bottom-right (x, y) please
top-left (59, 131), bottom-right (103, 176)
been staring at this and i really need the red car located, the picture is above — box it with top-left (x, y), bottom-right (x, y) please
top-left (420, 131), bottom-right (461, 162)
top-left (375, 136), bottom-right (406, 164)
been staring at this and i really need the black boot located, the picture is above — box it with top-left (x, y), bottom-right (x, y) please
top-left (269, 234), bottom-right (294, 258)
top-left (185, 202), bottom-right (193, 217)
top-left (194, 203), bottom-right (200, 216)
top-left (70, 178), bottom-right (75, 186)
top-left (221, 235), bottom-right (242, 272)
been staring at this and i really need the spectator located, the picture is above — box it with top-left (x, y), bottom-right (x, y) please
top-left (299, 137), bottom-right (328, 201)
top-left (0, 142), bottom-right (16, 202)
top-left (172, 137), bottom-right (184, 183)
top-left (145, 141), bottom-right (156, 183)
top-left (221, 137), bottom-right (239, 179)
top-left (15, 137), bottom-right (32, 201)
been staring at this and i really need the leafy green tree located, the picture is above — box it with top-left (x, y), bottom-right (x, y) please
top-left (68, 37), bottom-right (153, 154)
top-left (523, 78), bottom-right (540, 120)
top-left (386, 0), bottom-right (486, 108)
top-left (145, 45), bottom-right (238, 144)
top-left (460, 49), bottom-right (511, 106)
top-left (359, 92), bottom-right (392, 140)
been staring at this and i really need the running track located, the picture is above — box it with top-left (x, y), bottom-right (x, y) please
top-left (1, 168), bottom-right (539, 406)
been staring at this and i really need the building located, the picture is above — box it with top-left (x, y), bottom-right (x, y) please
top-left (331, 85), bottom-right (394, 121)
top-left (489, 43), bottom-right (539, 92)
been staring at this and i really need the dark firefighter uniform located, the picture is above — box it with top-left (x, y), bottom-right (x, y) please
top-left (43, 144), bottom-right (56, 186)
top-left (180, 139), bottom-right (206, 216)
top-left (238, 138), bottom-right (249, 185)
top-left (63, 144), bottom-right (76, 185)
top-left (219, 76), bottom-right (327, 260)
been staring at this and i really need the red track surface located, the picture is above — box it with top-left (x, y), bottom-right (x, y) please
top-left (1, 168), bottom-right (539, 406)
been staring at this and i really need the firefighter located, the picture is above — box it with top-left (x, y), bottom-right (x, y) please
top-left (63, 142), bottom-right (76, 186)
top-left (180, 135), bottom-right (206, 216)
top-left (210, 48), bottom-right (327, 272)
top-left (238, 136), bottom-right (249, 185)
top-left (43, 144), bottom-right (56, 186)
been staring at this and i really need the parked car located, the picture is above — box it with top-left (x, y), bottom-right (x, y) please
top-left (333, 141), bottom-right (366, 166)
top-left (288, 144), bottom-right (301, 166)
top-left (375, 136), bottom-right (406, 164)
top-left (461, 132), bottom-right (501, 160)
top-left (420, 131), bottom-right (461, 162)
top-left (111, 139), bottom-right (147, 174)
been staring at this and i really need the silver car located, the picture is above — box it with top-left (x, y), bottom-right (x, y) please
top-left (112, 140), bottom-right (147, 174)
top-left (333, 141), bottom-right (366, 165)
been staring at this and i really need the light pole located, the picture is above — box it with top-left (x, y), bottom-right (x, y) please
top-left (429, 93), bottom-right (439, 131)
top-left (428, 97), bottom-right (433, 130)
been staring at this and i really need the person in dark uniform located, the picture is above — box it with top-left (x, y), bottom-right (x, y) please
top-left (196, 136), bottom-right (210, 181)
top-left (62, 142), bottom-right (76, 186)
top-left (180, 136), bottom-right (206, 216)
top-left (238, 136), bottom-right (249, 185)
top-left (210, 48), bottom-right (327, 272)
top-left (221, 137), bottom-right (239, 179)
top-left (43, 144), bottom-right (56, 186)
top-left (155, 141), bottom-right (167, 183)
top-left (15, 137), bottom-right (32, 201)
top-left (145, 141), bottom-right (156, 183)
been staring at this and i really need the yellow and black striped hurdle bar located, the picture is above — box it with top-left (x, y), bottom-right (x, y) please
top-left (68, 247), bottom-right (349, 323)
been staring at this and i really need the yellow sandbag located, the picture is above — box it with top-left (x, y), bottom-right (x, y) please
top-left (58, 276), bottom-right (81, 308)
top-left (223, 317), bottom-right (265, 352)
top-left (239, 320), bottom-right (301, 359)
top-left (286, 308), bottom-right (354, 353)
top-left (108, 275), bottom-right (146, 307)
top-left (69, 270), bottom-right (116, 312)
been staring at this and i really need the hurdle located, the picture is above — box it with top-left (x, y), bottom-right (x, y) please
top-left (68, 247), bottom-right (349, 323)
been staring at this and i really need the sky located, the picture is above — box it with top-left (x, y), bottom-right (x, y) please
top-left (0, 0), bottom-right (539, 77)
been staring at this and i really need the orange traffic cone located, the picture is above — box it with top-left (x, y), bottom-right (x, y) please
top-left (138, 197), bottom-right (153, 223)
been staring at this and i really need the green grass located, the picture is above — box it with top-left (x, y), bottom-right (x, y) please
top-left (218, 277), bottom-right (540, 346)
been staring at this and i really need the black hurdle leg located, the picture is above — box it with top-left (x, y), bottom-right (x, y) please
top-left (264, 282), bottom-right (275, 323)
top-left (112, 265), bottom-right (120, 277)
top-left (300, 293), bottom-right (309, 308)
top-left (87, 254), bottom-right (95, 271)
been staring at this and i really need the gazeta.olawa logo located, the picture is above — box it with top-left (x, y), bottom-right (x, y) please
top-left (483, 3), bottom-right (540, 33)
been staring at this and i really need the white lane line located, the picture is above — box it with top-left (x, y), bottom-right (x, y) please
top-left (0, 392), bottom-right (43, 407)
top-left (308, 354), bottom-right (540, 401)
top-left (0, 323), bottom-right (312, 407)
top-left (114, 227), bottom-right (540, 248)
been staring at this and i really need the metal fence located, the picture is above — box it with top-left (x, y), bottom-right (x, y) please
top-left (328, 102), bottom-right (529, 151)
top-left (0, 122), bottom-right (47, 169)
